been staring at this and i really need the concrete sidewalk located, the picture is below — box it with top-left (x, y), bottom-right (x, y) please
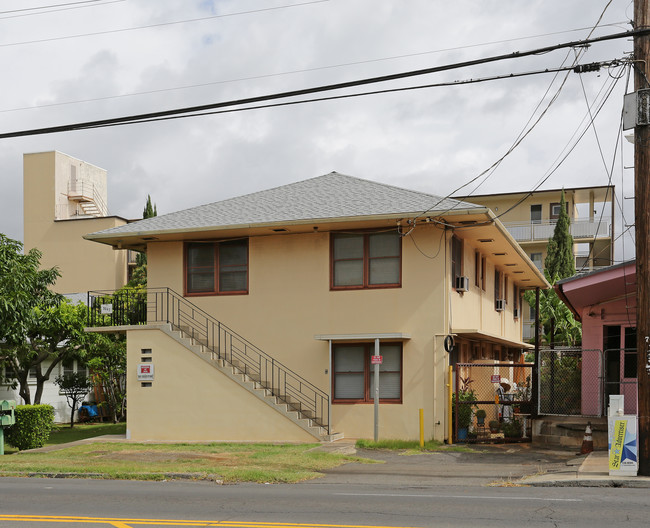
top-left (523, 449), bottom-right (650, 488)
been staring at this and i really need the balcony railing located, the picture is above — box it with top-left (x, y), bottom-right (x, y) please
top-left (503, 217), bottom-right (611, 243)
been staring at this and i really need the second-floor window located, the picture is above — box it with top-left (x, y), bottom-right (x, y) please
top-left (530, 204), bottom-right (542, 224)
top-left (331, 231), bottom-right (401, 289)
top-left (186, 239), bottom-right (249, 295)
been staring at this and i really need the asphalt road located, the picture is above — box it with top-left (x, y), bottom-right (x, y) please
top-left (0, 446), bottom-right (648, 528)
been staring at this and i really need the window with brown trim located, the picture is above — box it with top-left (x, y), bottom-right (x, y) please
top-left (331, 231), bottom-right (401, 289)
top-left (504, 275), bottom-right (508, 304)
top-left (332, 343), bottom-right (402, 403)
top-left (185, 239), bottom-right (248, 295)
top-left (550, 202), bottom-right (568, 220)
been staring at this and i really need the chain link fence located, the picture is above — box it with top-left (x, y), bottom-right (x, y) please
top-left (455, 362), bottom-right (533, 443)
top-left (538, 347), bottom-right (638, 417)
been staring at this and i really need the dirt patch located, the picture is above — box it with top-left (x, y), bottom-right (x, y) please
top-left (87, 450), bottom-right (239, 463)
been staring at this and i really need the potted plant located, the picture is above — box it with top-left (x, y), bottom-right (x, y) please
top-left (489, 420), bottom-right (500, 434)
top-left (502, 419), bottom-right (523, 439)
top-left (453, 376), bottom-right (477, 440)
top-left (475, 409), bottom-right (487, 426)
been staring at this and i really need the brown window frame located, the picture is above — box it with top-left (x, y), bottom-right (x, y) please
top-left (332, 342), bottom-right (403, 404)
top-left (474, 252), bottom-right (481, 287)
top-left (184, 239), bottom-right (249, 296)
top-left (550, 202), bottom-right (569, 220)
top-left (330, 231), bottom-right (402, 290)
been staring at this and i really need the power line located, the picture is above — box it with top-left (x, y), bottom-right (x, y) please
top-left (84, 63), bottom-right (608, 131)
top-left (0, 0), bottom-right (124, 20)
top-left (409, 0), bottom-right (620, 227)
top-left (0, 0), bottom-right (106, 15)
top-left (0, 0), bottom-right (329, 48)
top-left (0, 21), bottom-right (631, 114)
top-left (0, 29), bottom-right (645, 140)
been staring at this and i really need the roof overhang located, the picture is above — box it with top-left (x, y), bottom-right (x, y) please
top-left (555, 261), bottom-right (636, 321)
top-left (314, 333), bottom-right (411, 342)
top-left (452, 328), bottom-right (534, 349)
top-left (438, 208), bottom-right (549, 289)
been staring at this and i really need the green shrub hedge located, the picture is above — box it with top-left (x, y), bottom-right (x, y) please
top-left (6, 404), bottom-right (55, 450)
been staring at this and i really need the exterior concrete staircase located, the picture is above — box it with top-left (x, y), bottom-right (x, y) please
top-left (157, 323), bottom-right (342, 442)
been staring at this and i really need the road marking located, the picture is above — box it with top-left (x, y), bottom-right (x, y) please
top-left (0, 516), bottom-right (422, 528)
top-left (333, 493), bottom-right (582, 502)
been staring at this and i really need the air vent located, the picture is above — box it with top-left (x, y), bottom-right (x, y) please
top-left (455, 276), bottom-right (470, 292)
top-left (495, 299), bottom-right (505, 311)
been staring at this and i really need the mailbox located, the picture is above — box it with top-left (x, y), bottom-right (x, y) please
top-left (0, 400), bottom-right (16, 426)
top-left (0, 400), bottom-right (16, 455)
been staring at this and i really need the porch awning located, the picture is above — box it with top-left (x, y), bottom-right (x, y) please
top-left (314, 333), bottom-right (411, 342)
top-left (451, 328), bottom-right (533, 350)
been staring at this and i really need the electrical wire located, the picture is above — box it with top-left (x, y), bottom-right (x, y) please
top-left (0, 0), bottom-right (124, 21)
top-left (428, 60), bottom-right (626, 232)
top-left (575, 57), bottom-right (630, 274)
top-left (0, 0), bottom-right (108, 15)
top-left (0, 29), bottom-right (644, 139)
top-left (0, 20), bottom-right (631, 113)
top-left (404, 0), bottom-right (621, 231)
top-left (0, 0), bottom-right (330, 48)
top-left (77, 64), bottom-right (606, 131)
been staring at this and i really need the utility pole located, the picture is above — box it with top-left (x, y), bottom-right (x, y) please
top-left (634, 0), bottom-right (650, 477)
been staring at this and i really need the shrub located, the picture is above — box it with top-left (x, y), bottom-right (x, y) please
top-left (6, 404), bottom-right (55, 450)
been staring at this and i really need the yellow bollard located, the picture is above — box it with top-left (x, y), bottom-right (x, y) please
top-left (448, 365), bottom-right (453, 444)
top-left (419, 408), bottom-right (424, 448)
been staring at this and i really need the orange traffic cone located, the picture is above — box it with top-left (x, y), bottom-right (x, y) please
top-left (580, 422), bottom-right (593, 454)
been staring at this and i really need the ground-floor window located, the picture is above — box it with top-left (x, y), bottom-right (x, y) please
top-left (332, 342), bottom-right (402, 403)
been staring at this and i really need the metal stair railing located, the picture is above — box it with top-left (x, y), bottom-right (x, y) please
top-left (87, 287), bottom-right (329, 432)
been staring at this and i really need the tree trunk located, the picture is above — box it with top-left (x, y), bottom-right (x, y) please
top-left (70, 401), bottom-right (76, 428)
top-left (18, 375), bottom-right (31, 405)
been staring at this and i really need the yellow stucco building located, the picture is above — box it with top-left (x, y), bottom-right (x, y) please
top-left (23, 151), bottom-right (131, 295)
top-left (455, 186), bottom-right (615, 341)
top-left (85, 172), bottom-right (548, 443)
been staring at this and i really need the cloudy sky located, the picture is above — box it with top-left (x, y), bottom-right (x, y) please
top-left (0, 0), bottom-right (638, 259)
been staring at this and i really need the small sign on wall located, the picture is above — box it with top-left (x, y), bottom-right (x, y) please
top-left (491, 374), bottom-right (501, 383)
top-left (101, 304), bottom-right (113, 315)
top-left (137, 363), bottom-right (154, 381)
top-left (371, 355), bottom-right (383, 365)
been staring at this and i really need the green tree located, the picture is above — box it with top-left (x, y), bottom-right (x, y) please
top-left (524, 192), bottom-right (581, 346)
top-left (0, 234), bottom-right (60, 344)
top-left (2, 301), bottom-right (88, 404)
top-left (544, 190), bottom-right (575, 278)
top-left (85, 333), bottom-right (126, 423)
top-left (55, 371), bottom-right (92, 428)
top-left (129, 195), bottom-right (157, 286)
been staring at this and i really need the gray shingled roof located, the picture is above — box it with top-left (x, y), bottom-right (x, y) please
top-left (88, 172), bottom-right (482, 238)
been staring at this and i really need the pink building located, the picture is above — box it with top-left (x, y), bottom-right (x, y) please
top-left (555, 261), bottom-right (637, 415)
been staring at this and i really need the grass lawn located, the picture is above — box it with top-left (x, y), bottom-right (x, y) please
top-left (47, 422), bottom-right (126, 445)
top-left (0, 442), bottom-right (369, 483)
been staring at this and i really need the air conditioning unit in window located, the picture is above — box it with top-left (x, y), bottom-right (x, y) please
top-left (495, 299), bottom-right (505, 311)
top-left (513, 308), bottom-right (519, 318)
top-left (455, 276), bottom-right (470, 292)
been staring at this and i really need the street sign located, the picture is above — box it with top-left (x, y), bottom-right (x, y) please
top-left (371, 355), bottom-right (383, 365)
